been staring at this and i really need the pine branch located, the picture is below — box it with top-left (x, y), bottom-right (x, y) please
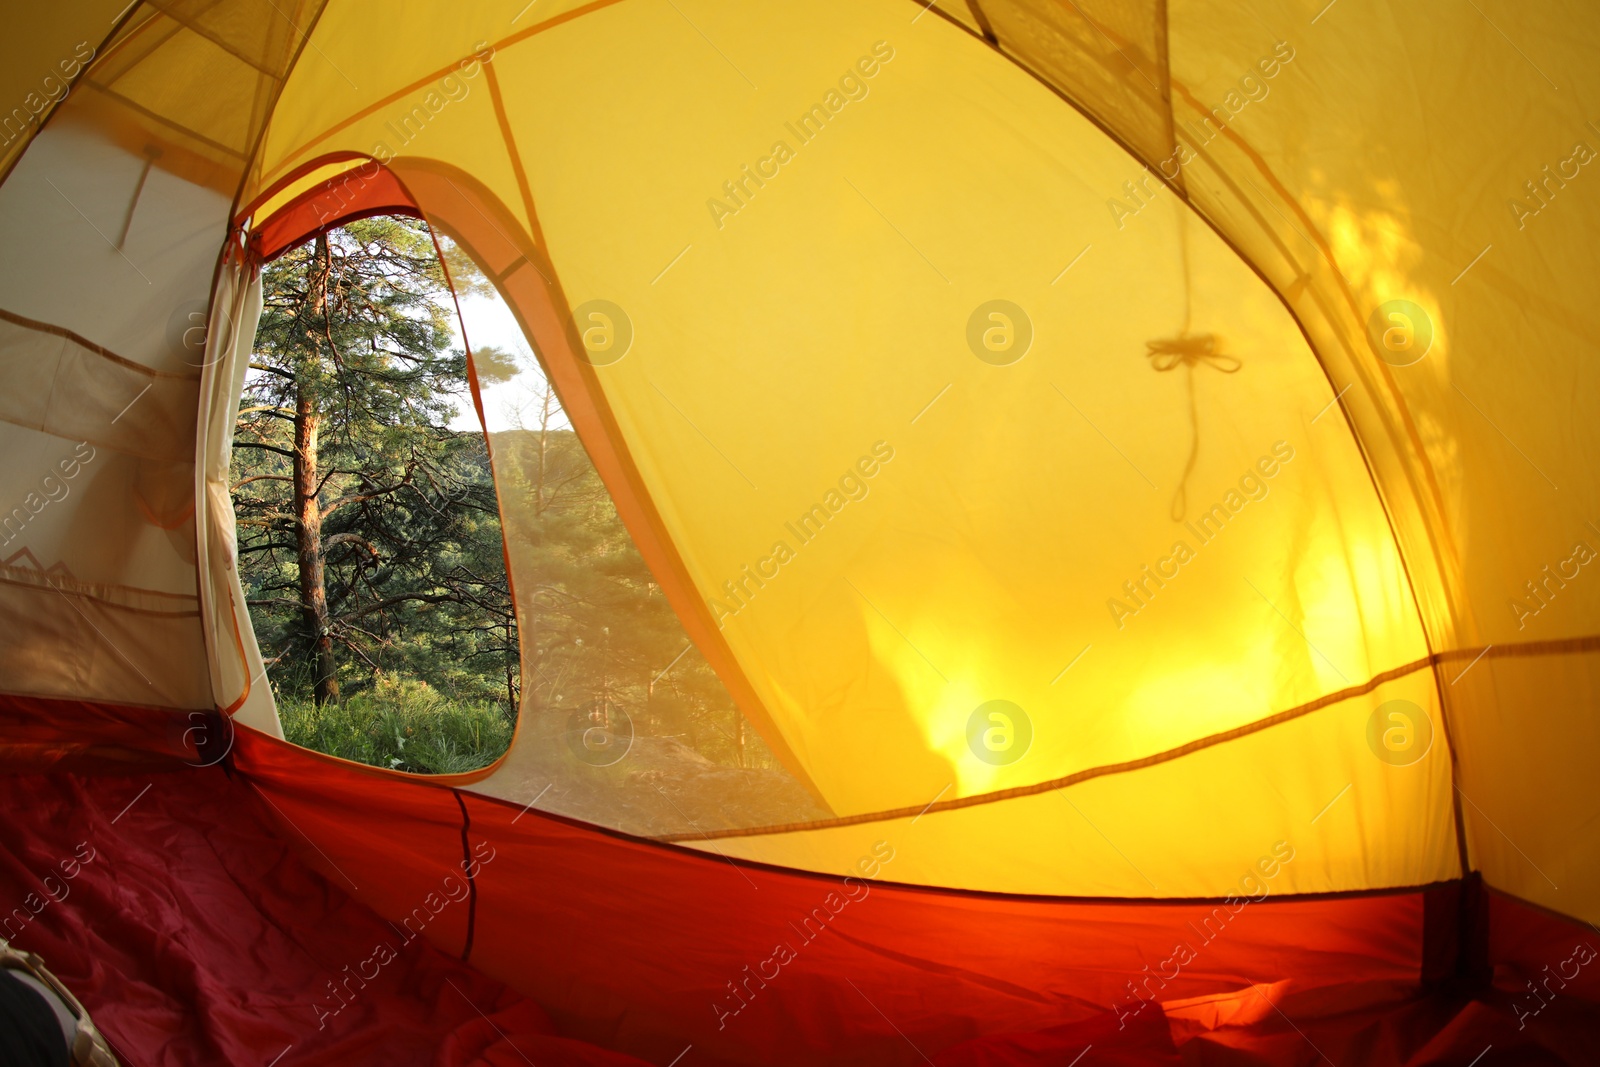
top-left (234, 440), bottom-right (296, 459)
top-left (232, 474), bottom-right (293, 490)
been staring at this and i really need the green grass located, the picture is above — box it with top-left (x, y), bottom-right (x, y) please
top-left (278, 675), bottom-right (513, 774)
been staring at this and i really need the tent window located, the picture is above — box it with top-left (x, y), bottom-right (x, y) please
top-left (232, 213), bottom-right (822, 835)
top-left (233, 215), bottom-right (517, 774)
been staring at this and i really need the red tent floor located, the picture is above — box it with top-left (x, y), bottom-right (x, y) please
top-left (0, 764), bottom-right (652, 1066)
top-left (0, 719), bottom-right (1597, 1064)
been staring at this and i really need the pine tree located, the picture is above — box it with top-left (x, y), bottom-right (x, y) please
top-left (232, 217), bottom-right (512, 708)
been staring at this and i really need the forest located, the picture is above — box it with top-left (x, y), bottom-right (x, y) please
top-left (228, 217), bottom-right (797, 811)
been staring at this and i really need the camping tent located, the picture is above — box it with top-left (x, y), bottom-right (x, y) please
top-left (2, 0), bottom-right (1598, 1062)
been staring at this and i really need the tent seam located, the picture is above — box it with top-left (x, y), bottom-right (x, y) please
top-left (656, 635), bottom-right (1600, 842)
top-left (261, 0), bottom-right (632, 184)
top-left (452, 789), bottom-right (478, 962)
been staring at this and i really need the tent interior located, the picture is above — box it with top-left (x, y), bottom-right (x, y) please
top-left (2, 0), bottom-right (1599, 1063)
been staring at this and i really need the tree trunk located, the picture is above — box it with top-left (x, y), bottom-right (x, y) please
top-left (294, 385), bottom-right (337, 704)
top-left (528, 383), bottom-right (551, 722)
top-left (504, 610), bottom-right (517, 716)
top-left (296, 235), bottom-right (338, 705)
top-left (534, 382), bottom-right (552, 516)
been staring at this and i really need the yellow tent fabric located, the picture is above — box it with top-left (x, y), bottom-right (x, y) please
top-left (1, 0), bottom-right (1595, 930)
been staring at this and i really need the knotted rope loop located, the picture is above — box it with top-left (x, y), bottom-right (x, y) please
top-left (1146, 333), bottom-right (1241, 520)
top-left (1144, 333), bottom-right (1241, 374)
